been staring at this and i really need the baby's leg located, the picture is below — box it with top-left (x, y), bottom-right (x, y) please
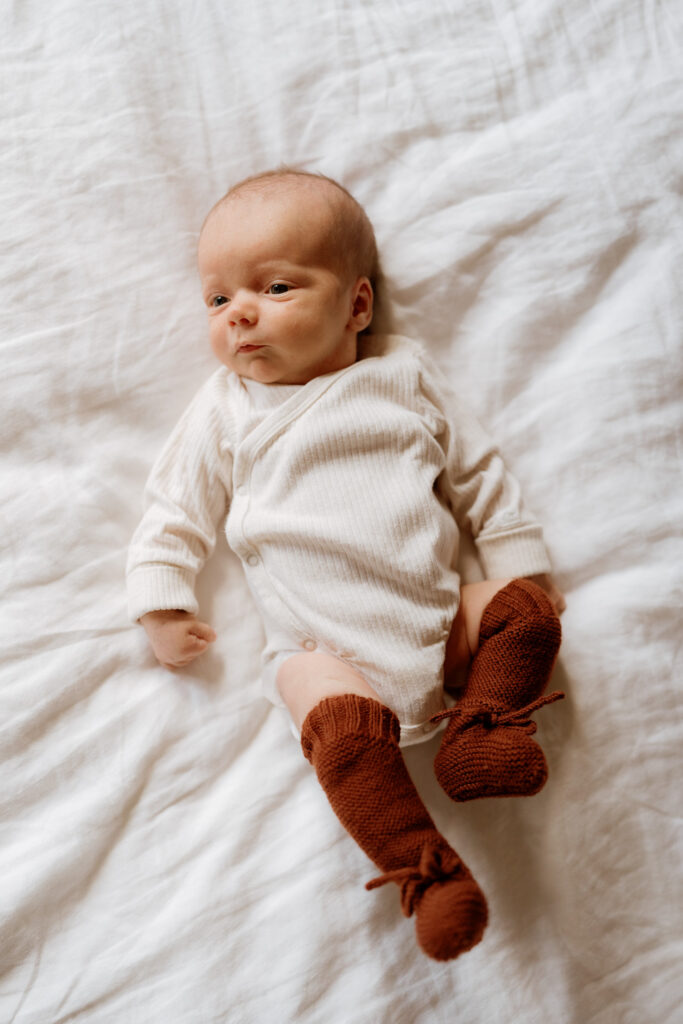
top-left (443, 579), bottom-right (515, 691)
top-left (276, 651), bottom-right (380, 730)
top-left (277, 652), bottom-right (487, 961)
top-left (437, 578), bottom-right (564, 801)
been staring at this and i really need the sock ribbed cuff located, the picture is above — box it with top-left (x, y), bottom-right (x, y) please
top-left (301, 694), bottom-right (400, 764)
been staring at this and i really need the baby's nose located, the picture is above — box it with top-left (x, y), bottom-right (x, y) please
top-left (228, 294), bottom-right (256, 326)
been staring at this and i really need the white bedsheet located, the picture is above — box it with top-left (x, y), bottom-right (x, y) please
top-left (2, 1), bottom-right (681, 1021)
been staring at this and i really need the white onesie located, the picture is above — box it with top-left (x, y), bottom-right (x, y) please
top-left (127, 334), bottom-right (551, 742)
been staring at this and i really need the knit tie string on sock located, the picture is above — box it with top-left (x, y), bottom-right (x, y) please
top-left (301, 693), bottom-right (488, 960)
top-left (431, 690), bottom-right (565, 734)
top-left (366, 843), bottom-right (466, 918)
top-left (434, 578), bottom-right (564, 802)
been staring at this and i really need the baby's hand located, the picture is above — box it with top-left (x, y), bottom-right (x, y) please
top-left (140, 610), bottom-right (217, 669)
top-left (525, 573), bottom-right (567, 615)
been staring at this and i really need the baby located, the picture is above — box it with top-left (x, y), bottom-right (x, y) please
top-left (127, 169), bottom-right (565, 961)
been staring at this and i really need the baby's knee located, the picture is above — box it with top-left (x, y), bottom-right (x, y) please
top-left (443, 605), bottom-right (471, 690)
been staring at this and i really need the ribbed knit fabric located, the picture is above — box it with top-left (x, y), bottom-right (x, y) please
top-left (301, 694), bottom-right (488, 961)
top-left (126, 335), bottom-right (552, 729)
top-left (434, 579), bottom-right (563, 802)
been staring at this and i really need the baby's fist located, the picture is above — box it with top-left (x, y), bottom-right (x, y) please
top-left (140, 609), bottom-right (216, 669)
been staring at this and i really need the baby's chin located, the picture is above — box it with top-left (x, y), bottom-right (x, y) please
top-left (236, 357), bottom-right (304, 386)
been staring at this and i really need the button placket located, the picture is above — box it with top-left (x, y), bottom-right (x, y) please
top-left (231, 448), bottom-right (257, 564)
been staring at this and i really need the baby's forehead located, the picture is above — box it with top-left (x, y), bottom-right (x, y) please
top-left (203, 181), bottom-right (344, 267)
top-left (220, 178), bottom-right (339, 232)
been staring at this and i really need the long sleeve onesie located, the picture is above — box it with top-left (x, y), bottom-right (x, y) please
top-left (127, 334), bottom-right (551, 740)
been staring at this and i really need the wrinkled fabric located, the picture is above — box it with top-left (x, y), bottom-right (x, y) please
top-left (1, 0), bottom-right (681, 1021)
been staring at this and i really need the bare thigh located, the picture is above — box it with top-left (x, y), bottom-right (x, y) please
top-left (278, 578), bottom-right (513, 727)
top-left (443, 578), bottom-right (513, 689)
top-left (276, 652), bottom-right (382, 731)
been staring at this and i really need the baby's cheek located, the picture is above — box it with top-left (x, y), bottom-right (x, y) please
top-left (209, 330), bottom-right (231, 366)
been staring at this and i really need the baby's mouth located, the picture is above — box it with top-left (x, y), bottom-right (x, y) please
top-left (237, 343), bottom-right (264, 353)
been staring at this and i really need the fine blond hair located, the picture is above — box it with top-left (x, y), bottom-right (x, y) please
top-left (209, 167), bottom-right (379, 289)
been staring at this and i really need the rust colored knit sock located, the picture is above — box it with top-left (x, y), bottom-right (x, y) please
top-left (301, 693), bottom-right (488, 961)
top-left (434, 578), bottom-right (563, 802)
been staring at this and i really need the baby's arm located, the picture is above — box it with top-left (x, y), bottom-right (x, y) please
top-left (419, 354), bottom-right (564, 608)
top-left (127, 374), bottom-right (233, 664)
top-left (140, 610), bottom-right (217, 669)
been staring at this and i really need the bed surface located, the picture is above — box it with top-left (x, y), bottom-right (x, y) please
top-left (2, 1), bottom-right (682, 1021)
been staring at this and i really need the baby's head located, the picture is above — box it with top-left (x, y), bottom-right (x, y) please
top-left (198, 169), bottom-right (377, 385)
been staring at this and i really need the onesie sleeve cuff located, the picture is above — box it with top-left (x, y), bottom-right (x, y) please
top-left (475, 526), bottom-right (552, 579)
top-left (126, 565), bottom-right (199, 622)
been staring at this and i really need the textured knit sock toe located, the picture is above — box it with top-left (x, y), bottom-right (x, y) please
top-left (415, 873), bottom-right (488, 961)
top-left (435, 578), bottom-right (563, 802)
top-left (435, 723), bottom-right (549, 801)
top-left (301, 693), bottom-right (487, 960)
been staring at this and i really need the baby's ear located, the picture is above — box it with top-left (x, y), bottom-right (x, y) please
top-left (350, 277), bottom-right (374, 331)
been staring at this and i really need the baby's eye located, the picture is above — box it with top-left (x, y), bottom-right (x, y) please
top-left (268, 283), bottom-right (290, 295)
top-left (211, 295), bottom-right (229, 307)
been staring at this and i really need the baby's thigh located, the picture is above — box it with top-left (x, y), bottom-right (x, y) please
top-left (276, 651), bottom-right (382, 730)
top-left (444, 578), bottom-right (513, 687)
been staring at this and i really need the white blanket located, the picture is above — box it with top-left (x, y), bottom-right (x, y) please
top-left (2, 1), bottom-right (681, 1021)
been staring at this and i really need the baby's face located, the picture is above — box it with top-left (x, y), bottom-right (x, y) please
top-left (198, 189), bottom-right (368, 385)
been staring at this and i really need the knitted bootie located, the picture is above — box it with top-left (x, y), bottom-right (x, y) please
top-left (301, 694), bottom-right (488, 961)
top-left (434, 578), bottom-right (563, 802)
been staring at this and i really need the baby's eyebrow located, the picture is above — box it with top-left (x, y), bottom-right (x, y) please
top-left (253, 259), bottom-right (305, 274)
top-left (200, 258), bottom-right (312, 295)
top-left (201, 276), bottom-right (224, 295)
